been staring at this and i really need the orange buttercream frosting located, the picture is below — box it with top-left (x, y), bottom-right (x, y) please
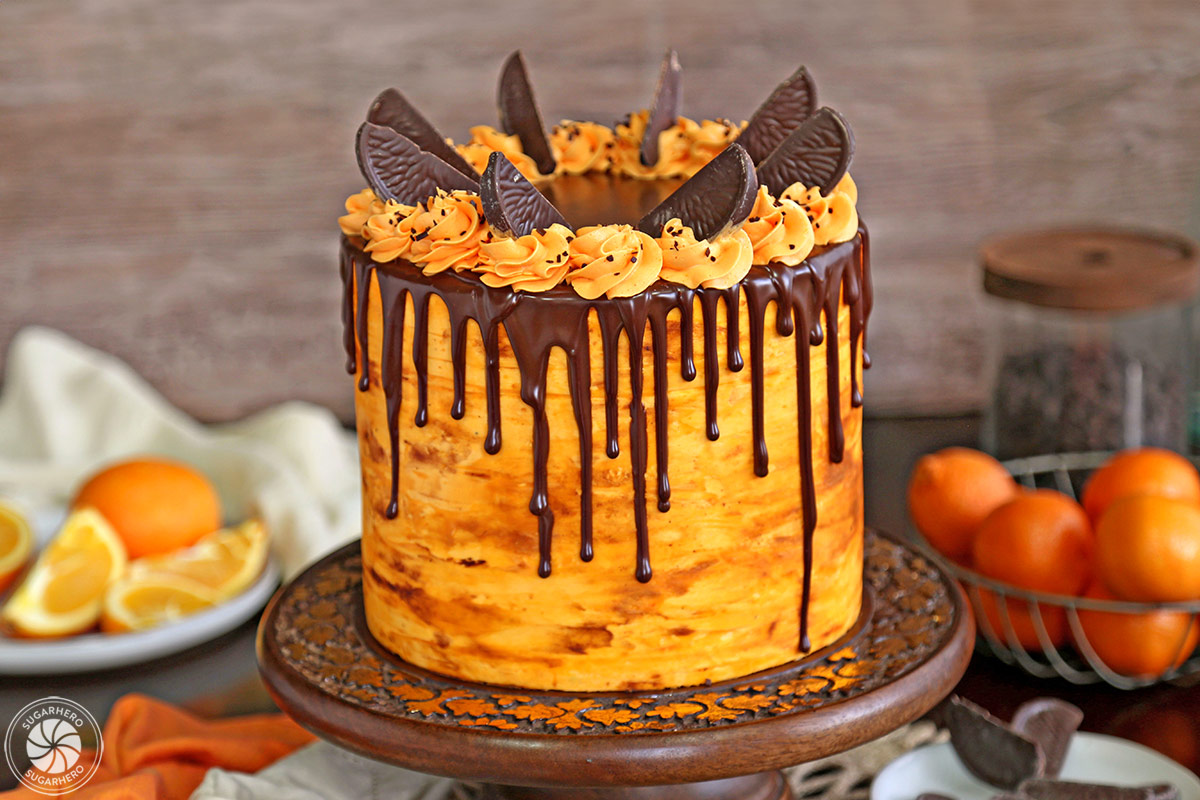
top-left (565, 225), bottom-right (663, 299)
top-left (657, 219), bottom-right (754, 289)
top-left (781, 173), bottom-right (859, 246)
top-left (551, 121), bottom-right (614, 175)
top-left (742, 187), bottom-right (816, 266)
top-left (610, 111), bottom-right (743, 179)
top-left (476, 224), bottom-right (574, 292)
top-left (363, 191), bottom-right (488, 275)
top-left (456, 126), bottom-right (545, 182)
top-left (339, 188), bottom-right (386, 238)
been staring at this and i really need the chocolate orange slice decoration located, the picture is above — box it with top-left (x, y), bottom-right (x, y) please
top-left (641, 49), bottom-right (682, 167)
top-left (480, 151), bottom-right (569, 238)
top-left (498, 51), bottom-right (557, 176)
top-left (356, 122), bottom-right (480, 205)
top-left (755, 106), bottom-right (854, 196)
top-left (367, 88), bottom-right (480, 181)
top-left (738, 65), bottom-right (818, 164)
top-left (637, 142), bottom-right (757, 241)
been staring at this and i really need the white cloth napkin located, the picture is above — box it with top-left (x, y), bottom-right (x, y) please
top-left (0, 326), bottom-right (360, 578)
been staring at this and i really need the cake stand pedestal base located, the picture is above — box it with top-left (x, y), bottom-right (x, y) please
top-left (258, 530), bottom-right (971, 798)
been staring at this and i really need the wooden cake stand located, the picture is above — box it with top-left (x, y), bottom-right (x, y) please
top-left (257, 530), bottom-right (973, 800)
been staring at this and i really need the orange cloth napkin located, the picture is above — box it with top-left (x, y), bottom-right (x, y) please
top-left (2, 694), bottom-right (313, 800)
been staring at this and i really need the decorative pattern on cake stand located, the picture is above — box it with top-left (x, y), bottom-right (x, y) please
top-left (258, 530), bottom-right (973, 800)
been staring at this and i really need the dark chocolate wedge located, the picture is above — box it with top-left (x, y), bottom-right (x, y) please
top-left (1019, 779), bottom-right (1179, 800)
top-left (944, 696), bottom-right (1044, 790)
top-left (480, 151), bottom-right (569, 238)
top-left (356, 122), bottom-right (480, 205)
top-left (738, 65), bottom-right (818, 164)
top-left (755, 106), bottom-right (854, 196)
top-left (367, 88), bottom-right (480, 180)
top-left (641, 49), bottom-right (683, 167)
top-left (497, 51), bottom-right (556, 176)
top-left (1011, 698), bottom-right (1084, 779)
top-left (636, 143), bottom-right (757, 241)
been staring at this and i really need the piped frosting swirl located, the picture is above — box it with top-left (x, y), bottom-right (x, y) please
top-left (565, 225), bottom-right (664, 299)
top-left (657, 219), bottom-right (754, 289)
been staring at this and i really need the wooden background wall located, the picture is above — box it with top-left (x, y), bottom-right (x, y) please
top-left (3, 0), bottom-right (1199, 422)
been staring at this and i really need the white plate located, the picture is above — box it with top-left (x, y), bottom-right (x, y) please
top-left (873, 732), bottom-right (1200, 800)
top-left (0, 559), bottom-right (279, 675)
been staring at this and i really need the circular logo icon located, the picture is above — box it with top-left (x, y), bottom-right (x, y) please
top-left (5, 697), bottom-right (102, 794)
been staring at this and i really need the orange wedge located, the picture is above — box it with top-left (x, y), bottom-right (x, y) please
top-left (0, 502), bottom-right (34, 594)
top-left (2, 509), bottom-right (127, 637)
top-left (100, 520), bottom-right (268, 632)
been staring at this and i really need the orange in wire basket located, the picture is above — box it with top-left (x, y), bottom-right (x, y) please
top-left (1075, 582), bottom-right (1200, 678)
top-left (1095, 494), bottom-right (1200, 603)
top-left (907, 447), bottom-right (1020, 562)
top-left (974, 588), bottom-right (1068, 652)
top-left (1081, 447), bottom-right (1200, 524)
top-left (971, 489), bottom-right (1093, 596)
top-left (73, 457), bottom-right (221, 559)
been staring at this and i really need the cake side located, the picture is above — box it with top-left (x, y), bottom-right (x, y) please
top-left (348, 231), bottom-right (867, 691)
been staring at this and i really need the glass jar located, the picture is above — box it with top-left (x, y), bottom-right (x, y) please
top-left (981, 227), bottom-right (1199, 460)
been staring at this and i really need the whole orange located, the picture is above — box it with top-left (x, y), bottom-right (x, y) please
top-left (971, 489), bottom-right (1093, 596)
top-left (1075, 582), bottom-right (1200, 678)
top-left (974, 587), bottom-right (1068, 652)
top-left (908, 447), bottom-right (1020, 563)
top-left (1081, 447), bottom-right (1200, 524)
top-left (72, 458), bottom-right (221, 559)
top-left (1095, 494), bottom-right (1200, 603)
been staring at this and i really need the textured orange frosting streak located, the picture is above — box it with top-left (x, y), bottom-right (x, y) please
top-left (350, 244), bottom-right (866, 690)
top-left (565, 225), bottom-right (664, 299)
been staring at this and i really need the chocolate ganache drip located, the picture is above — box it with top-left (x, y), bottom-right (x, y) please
top-left (342, 222), bottom-right (870, 651)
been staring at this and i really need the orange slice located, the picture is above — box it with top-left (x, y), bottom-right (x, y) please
top-left (0, 502), bottom-right (34, 594)
top-left (2, 509), bottom-right (127, 637)
top-left (126, 520), bottom-right (268, 602)
top-left (101, 576), bottom-right (220, 633)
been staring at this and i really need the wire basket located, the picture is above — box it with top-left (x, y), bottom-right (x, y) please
top-left (911, 450), bottom-right (1200, 690)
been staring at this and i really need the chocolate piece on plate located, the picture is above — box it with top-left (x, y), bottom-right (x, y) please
top-left (738, 65), bottom-right (818, 164)
top-left (367, 88), bottom-right (480, 180)
top-left (1011, 698), bottom-right (1084, 779)
top-left (641, 48), bottom-right (683, 167)
top-left (356, 123), bottom-right (480, 205)
top-left (636, 142), bottom-right (757, 241)
top-left (480, 151), bottom-right (569, 238)
top-left (755, 106), bottom-right (854, 197)
top-left (944, 696), bottom-right (1044, 790)
top-left (1018, 779), bottom-right (1179, 800)
top-left (917, 794), bottom-right (958, 800)
top-left (497, 51), bottom-right (556, 176)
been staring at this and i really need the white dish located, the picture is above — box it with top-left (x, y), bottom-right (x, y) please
top-left (0, 559), bottom-right (279, 675)
top-left (872, 732), bottom-right (1200, 800)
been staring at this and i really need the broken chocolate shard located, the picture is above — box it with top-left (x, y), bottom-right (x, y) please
top-left (738, 65), bottom-right (818, 164)
top-left (641, 48), bottom-right (683, 167)
top-left (356, 122), bottom-right (480, 206)
top-left (1011, 698), bottom-right (1084, 779)
top-left (944, 696), bottom-right (1044, 790)
top-left (636, 143), bottom-right (757, 241)
top-left (755, 106), bottom-right (855, 196)
top-left (497, 51), bottom-right (556, 176)
top-left (1019, 779), bottom-right (1180, 800)
top-left (367, 88), bottom-right (480, 181)
top-left (480, 151), bottom-right (569, 237)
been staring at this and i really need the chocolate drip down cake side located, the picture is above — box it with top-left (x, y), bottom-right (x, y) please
top-left (338, 51), bottom-right (873, 691)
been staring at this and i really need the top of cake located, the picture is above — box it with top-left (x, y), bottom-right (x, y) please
top-left (339, 50), bottom-right (860, 297)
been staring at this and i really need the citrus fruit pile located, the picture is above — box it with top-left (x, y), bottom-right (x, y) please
top-left (0, 457), bottom-right (268, 638)
top-left (909, 446), bottom-right (1200, 679)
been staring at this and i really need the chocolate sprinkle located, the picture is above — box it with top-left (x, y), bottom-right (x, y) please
top-left (497, 51), bottom-right (557, 175)
top-left (1011, 698), bottom-right (1083, 779)
top-left (637, 143), bottom-right (758, 241)
top-left (641, 49), bottom-right (683, 167)
top-left (738, 65), bottom-right (818, 164)
top-left (356, 122), bottom-right (480, 205)
top-left (480, 151), bottom-right (570, 238)
top-left (756, 107), bottom-right (855, 196)
top-left (944, 696), bottom-right (1044, 790)
top-left (1019, 780), bottom-right (1180, 800)
top-left (367, 88), bottom-right (480, 181)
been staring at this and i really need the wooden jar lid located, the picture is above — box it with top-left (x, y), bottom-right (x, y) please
top-left (981, 227), bottom-right (1200, 311)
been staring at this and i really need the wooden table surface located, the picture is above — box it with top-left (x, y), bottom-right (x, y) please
top-left (3, 413), bottom-right (1197, 790)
